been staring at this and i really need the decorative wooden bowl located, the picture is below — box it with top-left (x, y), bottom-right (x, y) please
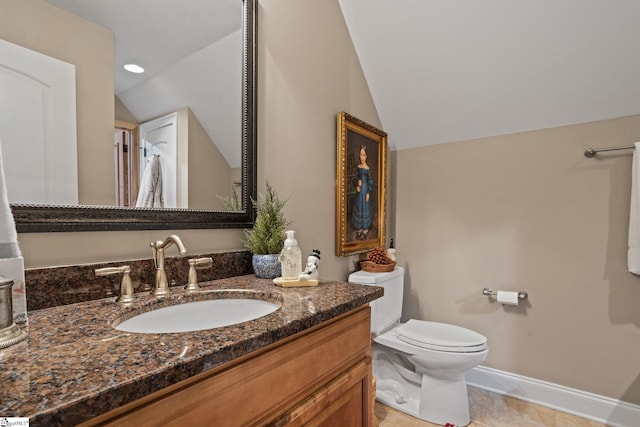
top-left (359, 261), bottom-right (396, 273)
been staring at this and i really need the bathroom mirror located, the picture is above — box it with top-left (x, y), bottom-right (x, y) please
top-left (4, 0), bottom-right (257, 232)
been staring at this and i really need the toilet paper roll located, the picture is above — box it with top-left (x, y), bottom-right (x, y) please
top-left (497, 290), bottom-right (519, 305)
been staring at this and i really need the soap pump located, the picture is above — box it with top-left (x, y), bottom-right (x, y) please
top-left (279, 230), bottom-right (302, 280)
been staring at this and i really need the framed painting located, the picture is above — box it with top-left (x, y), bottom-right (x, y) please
top-left (336, 112), bottom-right (388, 257)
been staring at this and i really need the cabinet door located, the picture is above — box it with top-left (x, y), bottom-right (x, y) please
top-left (276, 358), bottom-right (373, 427)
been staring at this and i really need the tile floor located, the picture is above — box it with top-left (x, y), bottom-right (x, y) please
top-left (375, 386), bottom-right (608, 427)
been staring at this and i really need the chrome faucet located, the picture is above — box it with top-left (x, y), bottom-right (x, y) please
top-left (150, 234), bottom-right (188, 297)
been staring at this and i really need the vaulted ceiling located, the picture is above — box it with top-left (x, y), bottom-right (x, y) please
top-left (339, 0), bottom-right (640, 151)
top-left (45, 1), bottom-right (640, 157)
top-left (46, 0), bottom-right (243, 168)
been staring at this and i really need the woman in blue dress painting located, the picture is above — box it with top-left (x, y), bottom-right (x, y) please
top-left (352, 144), bottom-right (374, 240)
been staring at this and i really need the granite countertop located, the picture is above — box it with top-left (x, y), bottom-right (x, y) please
top-left (0, 275), bottom-right (383, 426)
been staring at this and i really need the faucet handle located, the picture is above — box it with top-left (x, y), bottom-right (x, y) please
top-left (185, 257), bottom-right (213, 291)
top-left (95, 266), bottom-right (135, 305)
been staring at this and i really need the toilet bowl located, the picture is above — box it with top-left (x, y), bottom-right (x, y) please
top-left (348, 267), bottom-right (488, 427)
top-left (374, 320), bottom-right (488, 426)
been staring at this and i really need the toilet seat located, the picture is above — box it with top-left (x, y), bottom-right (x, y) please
top-left (396, 320), bottom-right (487, 353)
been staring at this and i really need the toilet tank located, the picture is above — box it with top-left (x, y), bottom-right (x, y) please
top-left (348, 267), bottom-right (404, 335)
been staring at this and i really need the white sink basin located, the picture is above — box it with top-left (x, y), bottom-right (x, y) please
top-left (114, 298), bottom-right (280, 334)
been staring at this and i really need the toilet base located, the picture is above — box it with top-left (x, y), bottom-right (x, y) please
top-left (375, 377), bottom-right (471, 427)
top-left (375, 377), bottom-right (421, 420)
top-left (418, 372), bottom-right (470, 426)
top-left (373, 343), bottom-right (474, 426)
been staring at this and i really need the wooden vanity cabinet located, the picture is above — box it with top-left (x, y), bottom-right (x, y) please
top-left (82, 305), bottom-right (373, 427)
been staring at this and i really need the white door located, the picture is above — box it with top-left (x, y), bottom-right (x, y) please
top-left (0, 39), bottom-right (77, 205)
top-left (139, 113), bottom-right (179, 208)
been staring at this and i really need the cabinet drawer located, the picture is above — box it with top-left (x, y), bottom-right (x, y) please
top-left (272, 359), bottom-right (373, 427)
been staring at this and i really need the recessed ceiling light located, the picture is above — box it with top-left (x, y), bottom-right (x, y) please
top-left (123, 63), bottom-right (145, 74)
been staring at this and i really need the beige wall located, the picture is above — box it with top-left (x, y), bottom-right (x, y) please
top-left (0, 0), bottom-right (115, 205)
top-left (115, 96), bottom-right (138, 124)
top-left (395, 115), bottom-right (640, 404)
top-left (257, 0), bottom-right (380, 281)
top-left (186, 108), bottom-right (234, 210)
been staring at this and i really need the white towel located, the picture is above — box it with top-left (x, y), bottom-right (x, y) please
top-left (0, 139), bottom-right (20, 258)
top-left (628, 141), bottom-right (640, 275)
top-left (135, 155), bottom-right (164, 208)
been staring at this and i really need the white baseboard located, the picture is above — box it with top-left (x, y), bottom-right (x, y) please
top-left (466, 365), bottom-right (640, 427)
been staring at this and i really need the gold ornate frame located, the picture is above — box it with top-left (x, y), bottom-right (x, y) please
top-left (336, 112), bottom-right (387, 256)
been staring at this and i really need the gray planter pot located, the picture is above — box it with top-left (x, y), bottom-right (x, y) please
top-left (252, 254), bottom-right (281, 279)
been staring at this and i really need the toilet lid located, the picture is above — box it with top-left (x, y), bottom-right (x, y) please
top-left (397, 320), bottom-right (487, 353)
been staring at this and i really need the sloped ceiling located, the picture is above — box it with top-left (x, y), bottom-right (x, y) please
top-left (339, 0), bottom-right (640, 151)
top-left (46, 0), bottom-right (243, 168)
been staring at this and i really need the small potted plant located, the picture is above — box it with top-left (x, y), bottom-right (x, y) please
top-left (244, 182), bottom-right (290, 278)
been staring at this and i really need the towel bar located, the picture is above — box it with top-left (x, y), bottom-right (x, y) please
top-left (482, 287), bottom-right (528, 300)
top-left (584, 144), bottom-right (635, 158)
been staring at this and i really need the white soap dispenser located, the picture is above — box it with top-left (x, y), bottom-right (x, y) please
top-left (279, 230), bottom-right (302, 280)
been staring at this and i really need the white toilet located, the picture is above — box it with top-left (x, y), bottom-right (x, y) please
top-left (349, 267), bottom-right (488, 426)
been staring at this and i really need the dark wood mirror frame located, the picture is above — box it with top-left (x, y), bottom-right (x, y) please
top-left (12, 0), bottom-right (257, 233)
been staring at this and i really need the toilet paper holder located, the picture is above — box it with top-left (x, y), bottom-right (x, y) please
top-left (482, 287), bottom-right (528, 300)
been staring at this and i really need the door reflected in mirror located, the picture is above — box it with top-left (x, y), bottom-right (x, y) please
top-left (0, 0), bottom-right (246, 212)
